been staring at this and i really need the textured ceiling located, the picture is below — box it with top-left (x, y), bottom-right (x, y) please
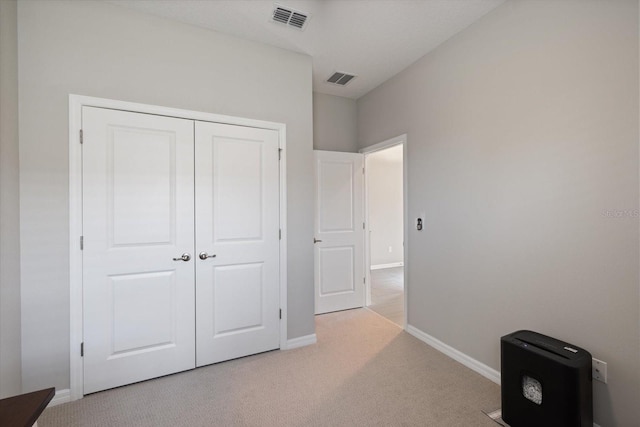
top-left (107, 0), bottom-right (504, 99)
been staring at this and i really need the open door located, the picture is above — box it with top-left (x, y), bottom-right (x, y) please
top-left (314, 150), bottom-right (365, 314)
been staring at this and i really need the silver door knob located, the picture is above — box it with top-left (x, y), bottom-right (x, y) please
top-left (173, 253), bottom-right (191, 262)
top-left (199, 252), bottom-right (217, 260)
top-left (314, 238), bottom-right (322, 244)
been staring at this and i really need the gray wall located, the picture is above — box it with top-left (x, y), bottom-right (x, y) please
top-left (313, 92), bottom-right (358, 152)
top-left (357, 1), bottom-right (639, 425)
top-left (18, 0), bottom-right (314, 393)
top-left (367, 146), bottom-right (404, 267)
top-left (0, 0), bottom-right (22, 399)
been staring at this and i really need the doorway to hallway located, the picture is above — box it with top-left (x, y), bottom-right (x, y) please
top-left (362, 138), bottom-right (406, 328)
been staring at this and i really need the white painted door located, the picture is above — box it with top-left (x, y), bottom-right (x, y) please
top-left (314, 151), bottom-right (365, 314)
top-left (195, 122), bottom-right (281, 366)
top-left (82, 107), bottom-right (196, 394)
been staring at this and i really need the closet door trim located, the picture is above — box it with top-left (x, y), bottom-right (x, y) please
top-left (68, 94), bottom-right (288, 402)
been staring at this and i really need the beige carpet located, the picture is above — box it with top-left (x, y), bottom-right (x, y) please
top-left (40, 309), bottom-right (500, 426)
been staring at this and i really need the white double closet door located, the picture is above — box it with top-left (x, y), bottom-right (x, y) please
top-left (82, 107), bottom-right (280, 394)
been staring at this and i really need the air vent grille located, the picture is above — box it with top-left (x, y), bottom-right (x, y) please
top-left (327, 72), bottom-right (357, 86)
top-left (272, 5), bottom-right (308, 30)
top-left (273, 7), bottom-right (291, 24)
top-left (289, 12), bottom-right (307, 29)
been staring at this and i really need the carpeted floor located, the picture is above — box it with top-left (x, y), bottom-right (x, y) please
top-left (369, 267), bottom-right (404, 326)
top-left (40, 309), bottom-right (500, 426)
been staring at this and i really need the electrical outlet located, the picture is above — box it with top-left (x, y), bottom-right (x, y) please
top-left (592, 358), bottom-right (607, 383)
top-left (388, 246), bottom-right (392, 253)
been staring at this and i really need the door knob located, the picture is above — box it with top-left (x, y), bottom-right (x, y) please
top-left (199, 252), bottom-right (217, 260)
top-left (172, 253), bottom-right (191, 262)
top-left (314, 238), bottom-right (322, 244)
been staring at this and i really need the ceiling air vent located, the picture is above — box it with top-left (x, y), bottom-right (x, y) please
top-left (327, 71), bottom-right (357, 86)
top-left (272, 4), bottom-right (309, 30)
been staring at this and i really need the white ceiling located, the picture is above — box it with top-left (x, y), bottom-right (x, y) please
top-left (107, 0), bottom-right (504, 99)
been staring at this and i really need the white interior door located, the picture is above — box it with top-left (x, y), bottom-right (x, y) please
top-left (195, 122), bottom-right (281, 366)
top-left (82, 107), bottom-right (196, 394)
top-left (314, 150), bottom-right (365, 314)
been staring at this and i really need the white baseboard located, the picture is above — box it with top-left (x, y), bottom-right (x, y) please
top-left (370, 262), bottom-right (404, 271)
top-left (48, 388), bottom-right (71, 407)
top-left (406, 325), bottom-right (501, 385)
top-left (285, 333), bottom-right (317, 350)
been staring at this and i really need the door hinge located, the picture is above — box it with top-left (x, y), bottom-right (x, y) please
top-left (363, 222), bottom-right (365, 230)
top-left (362, 167), bottom-right (365, 175)
top-left (279, 309), bottom-right (282, 319)
top-left (80, 236), bottom-right (84, 250)
top-left (279, 229), bottom-right (282, 240)
top-left (363, 277), bottom-right (366, 284)
top-left (79, 129), bottom-right (83, 144)
top-left (279, 148), bottom-right (282, 160)
top-left (81, 342), bottom-right (84, 357)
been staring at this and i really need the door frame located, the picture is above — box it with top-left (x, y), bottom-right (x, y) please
top-left (68, 94), bottom-right (288, 401)
top-left (360, 134), bottom-right (408, 330)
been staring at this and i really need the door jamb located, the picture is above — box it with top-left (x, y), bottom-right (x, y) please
top-left (359, 134), bottom-right (408, 330)
top-left (69, 94), bottom-right (288, 401)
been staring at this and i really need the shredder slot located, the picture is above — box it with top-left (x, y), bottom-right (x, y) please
top-left (515, 337), bottom-right (571, 360)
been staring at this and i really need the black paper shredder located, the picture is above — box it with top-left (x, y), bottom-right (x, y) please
top-left (501, 330), bottom-right (592, 427)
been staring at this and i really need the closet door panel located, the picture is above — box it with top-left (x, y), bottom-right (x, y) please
top-left (195, 122), bottom-right (280, 366)
top-left (82, 107), bottom-right (196, 394)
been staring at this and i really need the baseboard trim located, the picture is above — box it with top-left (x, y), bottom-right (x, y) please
top-left (285, 334), bottom-right (317, 350)
top-left (48, 388), bottom-right (71, 407)
top-left (406, 325), bottom-right (501, 385)
top-left (370, 262), bottom-right (404, 271)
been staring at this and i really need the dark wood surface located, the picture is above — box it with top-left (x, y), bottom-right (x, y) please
top-left (0, 388), bottom-right (55, 427)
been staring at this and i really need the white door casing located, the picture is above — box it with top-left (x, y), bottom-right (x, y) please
top-left (195, 122), bottom-right (281, 366)
top-left (82, 107), bottom-right (196, 394)
top-left (360, 134), bottom-right (408, 329)
top-left (314, 151), bottom-right (365, 314)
